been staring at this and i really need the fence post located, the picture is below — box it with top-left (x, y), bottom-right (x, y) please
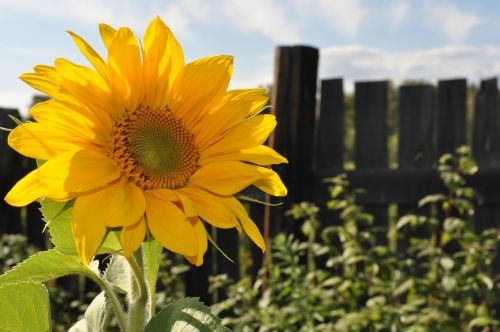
top-left (316, 78), bottom-right (345, 171)
top-left (353, 81), bottom-right (389, 238)
top-left (472, 78), bottom-right (500, 234)
top-left (436, 79), bottom-right (467, 156)
top-left (472, 78), bottom-right (499, 166)
top-left (269, 45), bottom-right (319, 236)
top-left (0, 108), bottom-right (24, 236)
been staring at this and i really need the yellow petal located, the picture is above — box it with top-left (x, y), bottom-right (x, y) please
top-left (143, 16), bottom-right (184, 109)
top-left (8, 122), bottom-right (102, 160)
top-left (70, 177), bottom-right (145, 228)
top-left (99, 23), bottom-right (117, 50)
top-left (107, 27), bottom-right (142, 112)
top-left (121, 218), bottom-right (146, 257)
top-left (194, 89), bottom-right (268, 148)
top-left (170, 55), bottom-right (233, 129)
top-left (179, 187), bottom-right (240, 229)
top-left (226, 197), bottom-right (266, 252)
top-left (4, 170), bottom-right (71, 207)
top-left (145, 191), bottom-right (197, 256)
top-left (66, 30), bottom-right (109, 80)
top-left (148, 189), bottom-right (197, 218)
top-left (200, 145), bottom-right (288, 166)
top-left (184, 218), bottom-right (207, 266)
top-left (37, 149), bottom-right (120, 193)
top-left (20, 67), bottom-right (62, 99)
top-left (72, 198), bottom-right (108, 265)
top-left (189, 161), bottom-right (287, 197)
top-left (54, 58), bottom-right (119, 122)
top-left (30, 99), bottom-right (110, 144)
top-left (201, 114), bottom-right (276, 158)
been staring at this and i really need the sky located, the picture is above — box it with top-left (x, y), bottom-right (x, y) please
top-left (1, 0), bottom-right (500, 115)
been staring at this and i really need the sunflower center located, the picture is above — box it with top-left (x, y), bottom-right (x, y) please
top-left (110, 107), bottom-right (199, 190)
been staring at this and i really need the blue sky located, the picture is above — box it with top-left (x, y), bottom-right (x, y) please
top-left (1, 0), bottom-right (500, 115)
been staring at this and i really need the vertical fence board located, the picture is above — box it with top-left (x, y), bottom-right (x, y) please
top-left (472, 78), bottom-right (499, 166)
top-left (437, 79), bottom-right (467, 156)
top-left (397, 85), bottom-right (436, 251)
top-left (317, 79), bottom-right (344, 171)
top-left (0, 109), bottom-right (24, 236)
top-left (353, 81), bottom-right (389, 236)
top-left (398, 85), bottom-right (436, 169)
top-left (355, 81), bottom-right (388, 169)
top-left (270, 46), bottom-right (318, 236)
top-left (472, 78), bottom-right (500, 234)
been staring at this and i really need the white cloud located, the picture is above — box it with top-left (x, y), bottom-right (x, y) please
top-left (425, 1), bottom-right (484, 42)
top-left (0, 0), bottom-right (195, 38)
top-left (317, 0), bottom-right (367, 37)
top-left (320, 44), bottom-right (500, 90)
top-left (223, 0), bottom-right (301, 43)
top-left (388, 0), bottom-right (410, 29)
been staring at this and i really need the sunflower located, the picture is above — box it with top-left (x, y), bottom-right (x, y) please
top-left (5, 17), bottom-right (287, 266)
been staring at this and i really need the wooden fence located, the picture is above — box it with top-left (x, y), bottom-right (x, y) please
top-left (1, 45), bottom-right (500, 305)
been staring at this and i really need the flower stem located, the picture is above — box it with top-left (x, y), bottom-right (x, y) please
top-left (85, 271), bottom-right (128, 332)
top-left (126, 252), bottom-right (148, 331)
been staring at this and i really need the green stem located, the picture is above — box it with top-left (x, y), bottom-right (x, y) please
top-left (85, 271), bottom-right (128, 332)
top-left (126, 252), bottom-right (148, 331)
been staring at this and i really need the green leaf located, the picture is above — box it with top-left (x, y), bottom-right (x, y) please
top-left (69, 292), bottom-right (112, 332)
top-left (40, 198), bottom-right (77, 254)
top-left (0, 249), bottom-right (92, 284)
top-left (103, 255), bottom-right (133, 295)
top-left (467, 317), bottom-right (499, 331)
top-left (99, 230), bottom-right (122, 254)
top-left (145, 297), bottom-right (231, 332)
top-left (418, 194), bottom-right (446, 207)
top-left (0, 281), bottom-right (50, 332)
top-left (143, 236), bottom-right (163, 314)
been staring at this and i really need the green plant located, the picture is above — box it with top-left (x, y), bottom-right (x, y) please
top-left (212, 147), bottom-right (500, 331)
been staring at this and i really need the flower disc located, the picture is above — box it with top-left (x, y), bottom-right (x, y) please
top-left (111, 107), bottom-right (199, 190)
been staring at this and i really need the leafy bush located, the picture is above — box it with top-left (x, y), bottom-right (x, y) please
top-left (212, 147), bottom-right (500, 331)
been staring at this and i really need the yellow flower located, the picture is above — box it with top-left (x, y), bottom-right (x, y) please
top-left (5, 17), bottom-right (287, 266)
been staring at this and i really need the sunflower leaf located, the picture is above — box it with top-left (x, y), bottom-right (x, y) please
top-left (0, 249), bottom-right (93, 285)
top-left (103, 254), bottom-right (133, 295)
top-left (69, 291), bottom-right (112, 332)
top-left (0, 281), bottom-right (51, 332)
top-left (145, 297), bottom-right (230, 332)
top-left (40, 198), bottom-right (77, 254)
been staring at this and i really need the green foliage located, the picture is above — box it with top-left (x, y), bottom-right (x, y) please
top-left (0, 281), bottom-right (50, 332)
top-left (212, 147), bottom-right (500, 331)
top-left (0, 234), bottom-right (37, 273)
top-left (145, 297), bottom-right (230, 332)
top-left (69, 292), bottom-right (112, 332)
top-left (0, 249), bottom-right (93, 284)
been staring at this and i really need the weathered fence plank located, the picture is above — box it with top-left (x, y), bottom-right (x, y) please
top-left (397, 84), bottom-right (436, 241)
top-left (317, 78), bottom-right (344, 171)
top-left (437, 79), bottom-right (467, 156)
top-left (270, 45), bottom-right (319, 236)
top-left (0, 108), bottom-right (25, 236)
top-left (398, 85), bottom-right (436, 169)
top-left (355, 81), bottom-right (388, 169)
top-left (353, 81), bottom-right (389, 237)
top-left (472, 78), bottom-right (499, 166)
top-left (472, 78), bottom-right (500, 232)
